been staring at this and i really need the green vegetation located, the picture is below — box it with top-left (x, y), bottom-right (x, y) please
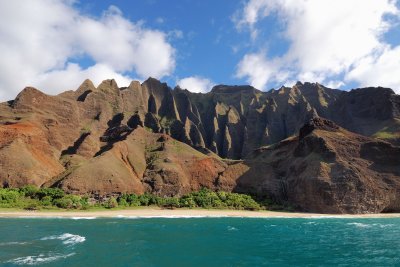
top-left (372, 124), bottom-right (400, 140)
top-left (373, 130), bottom-right (398, 139)
top-left (0, 185), bottom-right (88, 210)
top-left (80, 125), bottom-right (92, 134)
top-left (117, 189), bottom-right (262, 210)
top-left (145, 153), bottom-right (159, 166)
top-left (0, 187), bottom-right (275, 211)
top-left (159, 116), bottom-right (175, 129)
top-left (144, 144), bottom-right (162, 168)
top-left (105, 197), bottom-right (118, 209)
top-left (144, 126), bottom-right (153, 133)
top-left (171, 139), bottom-right (184, 153)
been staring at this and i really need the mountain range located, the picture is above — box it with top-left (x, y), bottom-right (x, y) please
top-left (0, 77), bottom-right (399, 213)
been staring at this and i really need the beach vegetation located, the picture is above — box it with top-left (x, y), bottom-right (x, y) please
top-left (105, 197), bottom-right (118, 209)
top-left (114, 188), bottom-right (261, 210)
top-left (0, 186), bottom-right (270, 211)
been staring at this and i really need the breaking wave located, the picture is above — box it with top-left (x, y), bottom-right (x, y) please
top-left (7, 253), bottom-right (75, 265)
top-left (304, 221), bottom-right (317, 225)
top-left (115, 215), bottom-right (224, 219)
top-left (71, 216), bottom-right (97, 220)
top-left (41, 233), bottom-right (85, 246)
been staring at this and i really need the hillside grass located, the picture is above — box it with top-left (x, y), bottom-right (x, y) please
top-left (373, 131), bottom-right (398, 139)
top-left (372, 122), bottom-right (400, 140)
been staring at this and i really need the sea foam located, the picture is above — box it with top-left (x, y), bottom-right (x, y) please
top-left (41, 233), bottom-right (85, 245)
top-left (7, 253), bottom-right (75, 265)
top-left (115, 215), bottom-right (226, 219)
top-left (71, 216), bottom-right (97, 220)
top-left (347, 222), bottom-right (371, 228)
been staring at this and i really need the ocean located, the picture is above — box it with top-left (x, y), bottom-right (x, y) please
top-left (0, 216), bottom-right (399, 266)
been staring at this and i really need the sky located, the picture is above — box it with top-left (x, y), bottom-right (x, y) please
top-left (0, 0), bottom-right (399, 101)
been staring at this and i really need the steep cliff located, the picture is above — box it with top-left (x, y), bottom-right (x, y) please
top-left (229, 118), bottom-right (400, 213)
top-left (0, 78), bottom-right (399, 213)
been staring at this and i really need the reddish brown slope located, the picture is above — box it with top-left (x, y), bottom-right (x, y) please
top-left (229, 118), bottom-right (400, 213)
top-left (0, 80), bottom-right (229, 193)
top-left (0, 79), bottom-right (399, 214)
top-left (52, 128), bottom-right (227, 196)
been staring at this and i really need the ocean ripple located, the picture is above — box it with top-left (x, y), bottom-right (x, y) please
top-left (0, 241), bottom-right (28, 246)
top-left (347, 222), bottom-right (395, 228)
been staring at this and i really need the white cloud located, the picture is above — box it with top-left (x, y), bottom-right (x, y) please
top-left (76, 7), bottom-right (175, 77)
top-left (177, 76), bottom-right (214, 93)
top-left (346, 46), bottom-right (400, 93)
top-left (325, 80), bottom-right (345, 89)
top-left (234, 0), bottom-right (400, 91)
top-left (32, 63), bottom-right (132, 93)
top-left (233, 0), bottom-right (279, 39)
top-left (236, 52), bottom-right (284, 90)
top-left (0, 1), bottom-right (176, 101)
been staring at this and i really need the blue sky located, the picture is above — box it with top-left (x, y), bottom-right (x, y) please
top-left (0, 0), bottom-right (399, 101)
top-left (75, 0), bottom-right (252, 87)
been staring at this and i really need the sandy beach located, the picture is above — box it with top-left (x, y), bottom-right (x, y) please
top-left (1, 208), bottom-right (400, 218)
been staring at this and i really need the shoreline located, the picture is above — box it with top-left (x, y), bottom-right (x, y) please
top-left (1, 208), bottom-right (400, 218)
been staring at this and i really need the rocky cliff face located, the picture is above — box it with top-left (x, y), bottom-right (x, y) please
top-left (0, 79), bottom-right (228, 195)
top-left (48, 78), bottom-right (396, 160)
top-left (0, 78), bottom-right (399, 213)
top-left (231, 118), bottom-right (400, 213)
top-left (185, 82), bottom-right (400, 159)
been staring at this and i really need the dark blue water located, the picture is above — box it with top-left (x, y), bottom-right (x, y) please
top-left (1, 217), bottom-right (400, 266)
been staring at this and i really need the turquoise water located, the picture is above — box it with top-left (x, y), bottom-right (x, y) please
top-left (1, 217), bottom-right (400, 266)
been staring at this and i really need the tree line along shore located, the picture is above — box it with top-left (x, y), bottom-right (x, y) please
top-left (0, 186), bottom-right (287, 211)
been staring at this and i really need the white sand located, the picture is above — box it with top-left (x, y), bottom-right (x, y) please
top-left (1, 208), bottom-right (400, 218)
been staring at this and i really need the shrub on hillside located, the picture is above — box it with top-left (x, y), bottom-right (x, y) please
top-left (19, 185), bottom-right (39, 198)
top-left (105, 197), bottom-right (118, 209)
top-left (162, 197), bottom-right (180, 208)
top-left (53, 195), bottom-right (84, 209)
top-left (40, 196), bottom-right (53, 206)
top-left (53, 197), bottom-right (74, 209)
top-left (179, 195), bottom-right (196, 208)
top-left (117, 198), bottom-right (128, 207)
top-left (36, 188), bottom-right (65, 200)
top-left (139, 194), bottom-right (151, 206)
top-left (0, 189), bottom-right (21, 206)
top-left (181, 189), bottom-right (260, 210)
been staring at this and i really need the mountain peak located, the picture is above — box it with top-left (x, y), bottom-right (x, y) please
top-left (211, 84), bottom-right (258, 94)
top-left (299, 117), bottom-right (340, 139)
top-left (1, 78), bottom-right (399, 214)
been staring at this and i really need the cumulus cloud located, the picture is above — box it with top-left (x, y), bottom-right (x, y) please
top-left (346, 46), bottom-right (400, 92)
top-left (33, 63), bottom-right (133, 93)
top-left (177, 76), bottom-right (214, 93)
top-left (234, 0), bottom-right (400, 92)
top-left (236, 52), bottom-right (285, 90)
top-left (0, 0), bottom-right (176, 101)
